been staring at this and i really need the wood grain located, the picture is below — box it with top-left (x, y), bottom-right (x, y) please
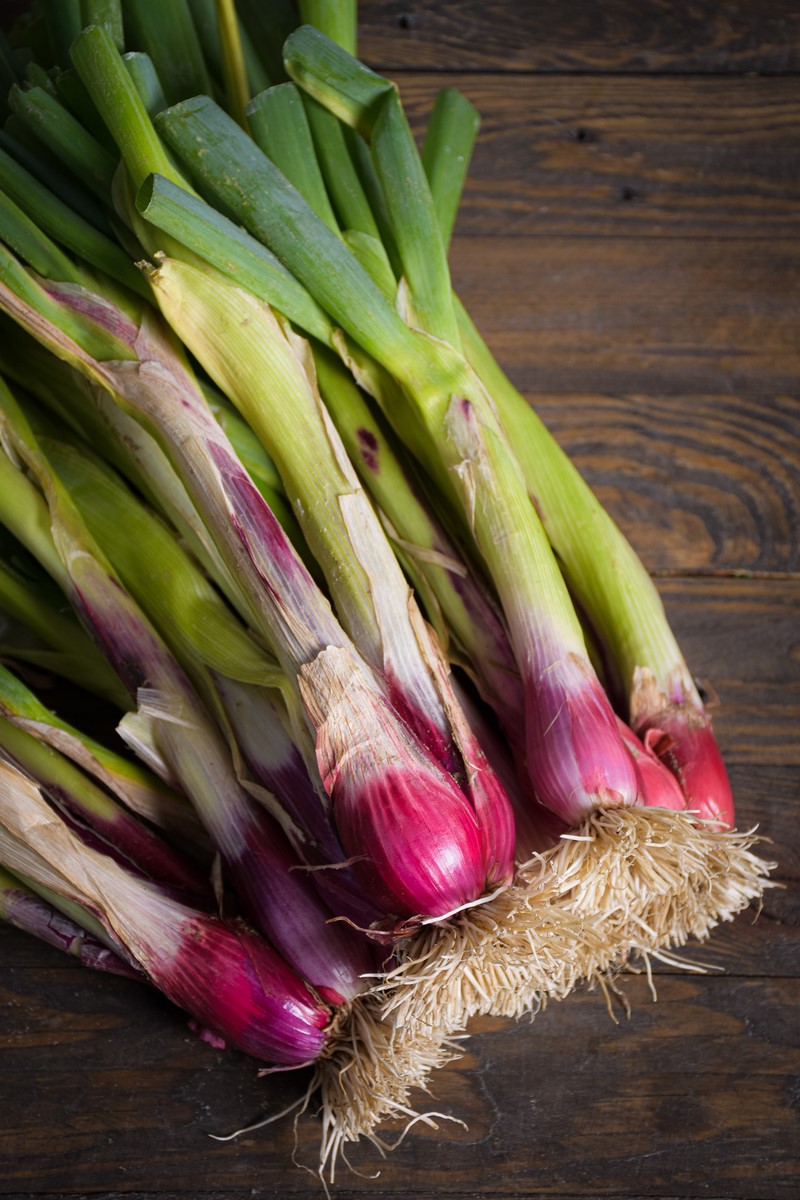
top-left (359, 0), bottom-right (800, 74)
top-left (452, 236), bottom-right (800, 395)
top-left (398, 76), bottom-right (800, 239)
top-left (656, 578), bottom-right (800, 769)
top-left (535, 393), bottom-right (800, 575)
top-left (1, 973), bottom-right (798, 1196)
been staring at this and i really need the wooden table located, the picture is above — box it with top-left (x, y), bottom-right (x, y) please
top-left (2, 2), bottom-right (799, 1197)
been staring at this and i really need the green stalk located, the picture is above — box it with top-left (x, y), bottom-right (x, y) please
top-left (0, 187), bottom-right (84, 284)
top-left (411, 66), bottom-right (704, 730)
top-left (0, 241), bottom-right (135, 361)
top-left (0, 128), bottom-right (111, 234)
top-left (221, 68), bottom-right (515, 720)
top-left (214, 0), bottom-right (250, 130)
top-left (137, 174), bottom-right (333, 342)
top-left (313, 344), bottom-right (524, 738)
top-left (147, 257), bottom-right (441, 705)
top-left (55, 68), bottom-right (117, 150)
top-left (0, 293), bottom-right (253, 628)
top-left (188, 0), bottom-right (270, 96)
top-left (0, 436), bottom-right (73, 589)
top-left (284, 26), bottom-right (457, 344)
top-left (0, 715), bottom-right (164, 868)
top-left (37, 427), bottom-right (341, 865)
top-left (150, 99), bottom-right (461, 518)
top-left (0, 32), bottom-right (22, 123)
top-left (136, 174), bottom-right (437, 497)
top-left (421, 88), bottom-right (479, 251)
top-left (38, 0), bottom-right (81, 69)
top-left (155, 70), bottom-right (641, 826)
top-left (299, 0), bottom-right (356, 55)
top-left (43, 432), bottom-right (284, 697)
top-left (277, 44), bottom-right (589, 656)
top-left (122, 0), bottom-right (214, 106)
top-left (247, 84), bottom-right (339, 235)
top-left (345, 127), bottom-right (402, 279)
top-left (235, 0), bottom-right (296, 85)
top-left (123, 52), bottom-right (167, 118)
top-left (9, 84), bottom-right (117, 203)
top-left (0, 661), bottom-right (203, 850)
top-left (81, 0), bottom-right (125, 51)
top-left (70, 24), bottom-right (187, 193)
top-left (151, 98), bottom-right (462, 508)
top-left (24, 63), bottom-right (57, 96)
top-left (0, 542), bottom-right (128, 708)
top-left (0, 144), bottom-right (148, 295)
top-left (154, 97), bottom-right (418, 371)
top-left (303, 97), bottom-right (396, 295)
top-left (454, 299), bottom-right (698, 710)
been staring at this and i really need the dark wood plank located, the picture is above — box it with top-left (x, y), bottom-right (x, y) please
top-left (452, 236), bottom-right (800, 395)
top-left (399, 76), bottom-right (800, 239)
top-left (1, 974), bottom-right (798, 1196)
top-left (0, 1196), bottom-right (758, 1200)
top-left (359, 0), bottom-right (800, 74)
top-left (655, 578), bottom-right (800, 770)
top-left (0, 1196), bottom-right (760, 1200)
top-left (535, 393), bottom-right (800, 575)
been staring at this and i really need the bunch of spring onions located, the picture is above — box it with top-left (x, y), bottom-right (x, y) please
top-left (0, 0), bottom-right (774, 1176)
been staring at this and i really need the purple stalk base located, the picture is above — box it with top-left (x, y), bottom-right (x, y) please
top-left (451, 676), bottom-right (554, 861)
top-left (423, 658), bottom-right (515, 889)
top-left (65, 521), bottom-right (371, 1004)
top-left (69, 578), bottom-right (176, 701)
top-left (77, 802), bottom-right (210, 896)
top-left (383, 667), bottom-right (462, 782)
top-left (333, 763), bottom-right (486, 922)
top-left (237, 761), bottom-right (386, 933)
top-left (467, 765), bottom-right (517, 887)
top-left (148, 910), bottom-right (331, 1066)
top-left (448, 569), bottom-right (526, 752)
top-left (45, 793), bottom-right (215, 910)
top-left (230, 811), bottom-right (379, 1005)
top-left (641, 711), bottom-right (735, 829)
top-left (616, 718), bottom-right (685, 812)
top-left (525, 652), bottom-right (641, 828)
top-left (207, 441), bottom-right (346, 661)
top-left (156, 715), bottom-right (376, 1006)
top-left (210, 674), bottom-right (383, 929)
top-left (12, 755), bottom-right (212, 899)
top-left (302, 649), bottom-right (487, 923)
top-left (2, 886), bottom-right (144, 980)
top-left (46, 281), bottom-right (141, 348)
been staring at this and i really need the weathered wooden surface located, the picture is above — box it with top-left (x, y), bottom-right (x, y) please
top-left (1, 0), bottom-right (799, 1197)
top-left (2, 971), bottom-right (799, 1196)
top-left (451, 237), bottom-right (800, 395)
top-left (536, 395), bottom-right (800, 575)
top-left (360, 1), bottom-right (800, 74)
top-left (401, 76), bottom-right (800, 239)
